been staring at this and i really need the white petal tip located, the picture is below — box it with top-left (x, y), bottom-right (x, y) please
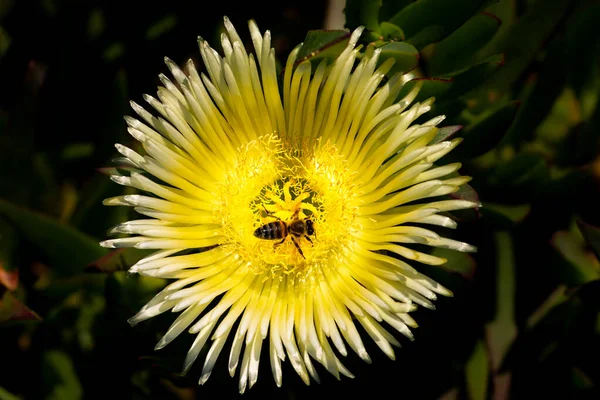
top-left (99, 240), bottom-right (115, 249)
top-left (358, 350), bottom-right (371, 364)
top-left (198, 373), bottom-right (211, 385)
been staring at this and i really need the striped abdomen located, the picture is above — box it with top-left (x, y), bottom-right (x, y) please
top-left (253, 221), bottom-right (287, 240)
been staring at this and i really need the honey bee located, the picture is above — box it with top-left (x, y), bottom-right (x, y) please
top-left (253, 207), bottom-right (315, 258)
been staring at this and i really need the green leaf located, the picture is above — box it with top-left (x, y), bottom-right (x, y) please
top-left (551, 229), bottom-right (600, 286)
top-left (438, 54), bottom-right (504, 100)
top-left (344, 0), bottom-right (382, 33)
top-left (85, 248), bottom-right (152, 273)
top-left (0, 264), bottom-right (18, 291)
top-left (145, 14), bottom-right (177, 40)
top-left (576, 219), bottom-right (600, 261)
top-left (465, 340), bottom-right (489, 400)
top-left (389, 0), bottom-right (489, 47)
top-left (431, 125), bottom-right (463, 144)
top-left (0, 386), bottom-right (20, 400)
top-left (296, 30), bottom-right (351, 66)
top-left (60, 142), bottom-right (95, 161)
top-left (397, 77), bottom-right (450, 105)
top-left (0, 291), bottom-right (42, 324)
top-left (43, 351), bottom-right (83, 400)
top-left (572, 90), bottom-right (600, 165)
top-left (430, 247), bottom-right (477, 280)
top-left (485, 231), bottom-right (517, 372)
top-left (487, 154), bottom-right (548, 195)
top-left (0, 198), bottom-right (107, 276)
top-left (453, 100), bottom-right (519, 159)
top-left (378, 41), bottom-right (419, 75)
top-left (398, 56), bottom-right (503, 105)
top-left (525, 285), bottom-right (569, 330)
top-left (379, 0), bottom-right (412, 23)
top-left (446, 183), bottom-right (481, 222)
top-left (450, 182), bottom-right (480, 205)
top-left (473, 0), bottom-right (573, 95)
top-left (427, 12), bottom-right (502, 76)
top-left (502, 298), bottom-right (579, 372)
top-left (565, 2), bottom-right (600, 96)
top-left (405, 25), bottom-right (445, 50)
top-left (379, 22), bottom-right (405, 41)
top-left (500, 39), bottom-right (567, 147)
top-left (480, 203), bottom-right (531, 229)
top-left (571, 367), bottom-right (594, 392)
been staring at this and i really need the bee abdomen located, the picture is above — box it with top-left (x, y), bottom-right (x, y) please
top-left (254, 221), bottom-right (286, 240)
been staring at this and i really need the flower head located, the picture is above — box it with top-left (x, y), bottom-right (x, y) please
top-left (101, 17), bottom-right (477, 393)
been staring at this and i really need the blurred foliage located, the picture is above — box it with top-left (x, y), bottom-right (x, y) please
top-left (1, 0), bottom-right (600, 399)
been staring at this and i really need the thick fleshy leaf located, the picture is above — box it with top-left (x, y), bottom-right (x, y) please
top-left (492, 373), bottom-right (512, 400)
top-left (427, 12), bottom-right (502, 76)
top-left (295, 30), bottom-right (351, 66)
top-left (445, 183), bottom-right (481, 222)
top-left (145, 14), bottom-right (178, 40)
top-left (480, 203), bottom-right (531, 229)
top-left (551, 230), bottom-right (600, 286)
top-left (486, 154), bottom-right (548, 196)
top-left (576, 219), bottom-right (600, 261)
top-left (500, 39), bottom-right (567, 147)
top-left (473, 0), bottom-right (574, 95)
top-left (379, 0), bottom-right (413, 23)
top-left (501, 298), bottom-right (579, 373)
top-left (572, 91), bottom-right (600, 165)
top-left (85, 248), bottom-right (152, 273)
top-left (399, 56), bottom-right (503, 105)
top-left (401, 77), bottom-right (451, 103)
top-left (437, 55), bottom-right (504, 102)
top-left (378, 41), bottom-right (419, 75)
top-left (571, 367), bottom-right (594, 392)
top-left (378, 21), bottom-right (405, 42)
top-left (0, 291), bottom-right (41, 324)
top-left (486, 232), bottom-right (517, 372)
top-left (450, 182), bottom-right (480, 205)
top-left (389, 0), bottom-right (492, 48)
top-left (0, 265), bottom-right (18, 291)
top-left (565, 2), bottom-right (600, 96)
top-left (0, 387), bottom-right (19, 400)
top-left (430, 247), bottom-right (477, 280)
top-left (453, 100), bottom-right (520, 159)
top-left (344, 0), bottom-right (382, 34)
top-left (438, 388), bottom-right (459, 400)
top-left (42, 351), bottom-right (83, 400)
top-left (465, 340), bottom-right (489, 400)
top-left (431, 125), bottom-right (463, 144)
top-left (525, 286), bottom-right (569, 330)
top-left (405, 25), bottom-right (446, 50)
top-left (0, 198), bottom-right (107, 276)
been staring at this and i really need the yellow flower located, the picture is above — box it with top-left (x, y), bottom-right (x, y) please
top-left (101, 17), bottom-right (477, 393)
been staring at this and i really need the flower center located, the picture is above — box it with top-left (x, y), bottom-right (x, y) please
top-left (216, 135), bottom-right (359, 275)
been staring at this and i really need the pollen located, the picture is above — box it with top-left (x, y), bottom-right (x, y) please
top-left (214, 134), bottom-right (358, 276)
top-left (102, 18), bottom-right (478, 392)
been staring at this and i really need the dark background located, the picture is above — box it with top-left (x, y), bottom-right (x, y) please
top-left (1, 1), bottom-right (600, 399)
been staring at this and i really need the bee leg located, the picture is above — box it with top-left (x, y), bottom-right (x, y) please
top-left (273, 237), bottom-right (286, 248)
top-left (291, 236), bottom-right (306, 259)
top-left (262, 204), bottom-right (280, 219)
top-left (304, 235), bottom-right (313, 246)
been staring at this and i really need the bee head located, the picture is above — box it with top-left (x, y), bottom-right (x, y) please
top-left (305, 219), bottom-right (315, 236)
